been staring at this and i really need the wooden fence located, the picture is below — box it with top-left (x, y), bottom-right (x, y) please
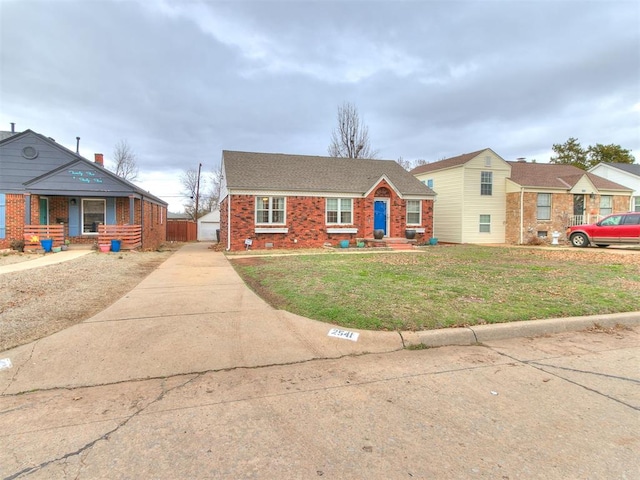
top-left (167, 220), bottom-right (197, 242)
top-left (23, 225), bottom-right (65, 249)
top-left (98, 225), bottom-right (142, 249)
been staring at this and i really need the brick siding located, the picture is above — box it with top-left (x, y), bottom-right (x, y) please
top-left (0, 193), bottom-right (166, 251)
top-left (221, 181), bottom-right (434, 251)
top-left (506, 192), bottom-right (632, 244)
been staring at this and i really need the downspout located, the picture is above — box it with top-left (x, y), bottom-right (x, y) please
top-left (226, 194), bottom-right (231, 251)
top-left (519, 187), bottom-right (524, 244)
top-left (140, 195), bottom-right (145, 250)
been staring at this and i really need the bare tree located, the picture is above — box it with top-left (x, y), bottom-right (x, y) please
top-left (112, 139), bottom-right (139, 181)
top-left (180, 167), bottom-right (206, 220)
top-left (328, 102), bottom-right (379, 159)
top-left (396, 156), bottom-right (413, 171)
top-left (203, 163), bottom-right (223, 212)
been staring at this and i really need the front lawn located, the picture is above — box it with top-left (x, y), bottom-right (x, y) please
top-left (228, 245), bottom-right (640, 331)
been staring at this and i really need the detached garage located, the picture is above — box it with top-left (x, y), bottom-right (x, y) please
top-left (197, 210), bottom-right (220, 242)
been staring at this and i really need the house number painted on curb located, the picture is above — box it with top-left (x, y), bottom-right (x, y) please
top-left (327, 328), bottom-right (359, 342)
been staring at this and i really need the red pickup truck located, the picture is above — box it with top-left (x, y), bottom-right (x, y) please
top-left (567, 212), bottom-right (640, 247)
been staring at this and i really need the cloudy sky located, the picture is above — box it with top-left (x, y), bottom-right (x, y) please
top-left (1, 0), bottom-right (639, 212)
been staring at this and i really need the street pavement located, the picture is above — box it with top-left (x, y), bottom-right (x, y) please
top-left (1, 243), bottom-right (639, 479)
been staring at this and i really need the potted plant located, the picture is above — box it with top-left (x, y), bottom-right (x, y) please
top-left (405, 229), bottom-right (416, 239)
top-left (60, 239), bottom-right (70, 251)
top-left (373, 229), bottom-right (384, 240)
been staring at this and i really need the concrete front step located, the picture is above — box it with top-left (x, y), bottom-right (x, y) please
top-left (387, 243), bottom-right (415, 250)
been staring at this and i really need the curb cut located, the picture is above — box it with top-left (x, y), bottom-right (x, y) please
top-left (402, 311), bottom-right (640, 348)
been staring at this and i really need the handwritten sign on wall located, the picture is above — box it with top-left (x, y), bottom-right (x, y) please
top-left (68, 170), bottom-right (104, 183)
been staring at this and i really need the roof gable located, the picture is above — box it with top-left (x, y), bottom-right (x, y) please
top-left (595, 162), bottom-right (640, 178)
top-left (24, 158), bottom-right (133, 194)
top-left (409, 148), bottom-right (500, 175)
top-left (222, 150), bottom-right (435, 197)
top-left (508, 161), bottom-right (631, 191)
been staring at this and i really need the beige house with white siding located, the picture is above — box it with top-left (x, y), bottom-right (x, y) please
top-left (410, 148), bottom-right (511, 243)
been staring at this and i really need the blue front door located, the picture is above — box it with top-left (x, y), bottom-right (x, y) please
top-left (374, 200), bottom-right (387, 235)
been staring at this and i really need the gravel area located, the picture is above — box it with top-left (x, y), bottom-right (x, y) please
top-left (0, 247), bottom-right (178, 352)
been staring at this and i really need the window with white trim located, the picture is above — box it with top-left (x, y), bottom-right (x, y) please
top-left (634, 197), bottom-right (640, 212)
top-left (479, 214), bottom-right (491, 233)
top-left (256, 196), bottom-right (285, 224)
top-left (82, 199), bottom-right (106, 234)
top-left (599, 195), bottom-right (613, 216)
top-left (537, 193), bottom-right (551, 220)
top-left (480, 171), bottom-right (492, 196)
top-left (406, 200), bottom-right (421, 225)
top-left (326, 198), bottom-right (352, 224)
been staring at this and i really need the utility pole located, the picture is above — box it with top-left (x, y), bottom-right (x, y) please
top-left (194, 162), bottom-right (202, 222)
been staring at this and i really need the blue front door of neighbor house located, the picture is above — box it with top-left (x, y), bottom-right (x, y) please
top-left (374, 200), bottom-right (387, 235)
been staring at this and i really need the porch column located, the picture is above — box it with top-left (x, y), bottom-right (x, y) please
top-left (129, 195), bottom-right (135, 224)
top-left (24, 193), bottom-right (31, 224)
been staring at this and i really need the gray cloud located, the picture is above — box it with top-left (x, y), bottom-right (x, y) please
top-left (1, 0), bottom-right (638, 210)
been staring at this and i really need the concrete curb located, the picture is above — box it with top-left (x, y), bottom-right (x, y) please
top-left (402, 311), bottom-right (640, 347)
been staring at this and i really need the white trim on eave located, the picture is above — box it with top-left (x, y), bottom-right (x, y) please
top-left (363, 174), bottom-right (402, 198)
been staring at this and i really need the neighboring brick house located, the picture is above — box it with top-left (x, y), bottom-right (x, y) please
top-left (0, 128), bottom-right (168, 251)
top-left (588, 163), bottom-right (640, 212)
top-left (506, 161), bottom-right (633, 244)
top-left (411, 148), bottom-right (633, 245)
top-left (411, 148), bottom-right (511, 244)
top-left (220, 151), bottom-right (435, 251)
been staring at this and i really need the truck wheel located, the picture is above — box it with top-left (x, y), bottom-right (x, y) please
top-left (570, 233), bottom-right (589, 247)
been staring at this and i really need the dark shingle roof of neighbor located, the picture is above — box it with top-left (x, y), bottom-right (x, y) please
top-left (223, 150), bottom-right (435, 196)
top-left (602, 163), bottom-right (640, 176)
top-left (508, 161), bottom-right (632, 190)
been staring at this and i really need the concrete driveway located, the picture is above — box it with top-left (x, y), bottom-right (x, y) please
top-left (1, 242), bottom-right (639, 478)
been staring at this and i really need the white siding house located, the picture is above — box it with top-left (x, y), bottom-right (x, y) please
top-left (589, 163), bottom-right (640, 212)
top-left (411, 148), bottom-right (511, 243)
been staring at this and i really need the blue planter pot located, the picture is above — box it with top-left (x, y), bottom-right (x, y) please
top-left (40, 239), bottom-right (53, 252)
top-left (111, 239), bottom-right (122, 252)
top-left (339, 240), bottom-right (349, 248)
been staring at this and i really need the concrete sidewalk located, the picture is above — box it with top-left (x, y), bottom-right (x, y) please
top-left (0, 249), bottom-right (92, 274)
top-left (1, 242), bottom-right (639, 395)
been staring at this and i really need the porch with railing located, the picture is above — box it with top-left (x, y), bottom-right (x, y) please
top-left (98, 225), bottom-right (142, 250)
top-left (23, 224), bottom-right (142, 250)
top-left (23, 225), bottom-right (65, 248)
top-left (567, 214), bottom-right (603, 226)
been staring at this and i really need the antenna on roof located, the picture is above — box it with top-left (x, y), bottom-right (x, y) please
top-left (76, 137), bottom-right (80, 154)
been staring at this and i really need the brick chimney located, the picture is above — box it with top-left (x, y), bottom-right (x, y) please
top-left (94, 153), bottom-right (104, 166)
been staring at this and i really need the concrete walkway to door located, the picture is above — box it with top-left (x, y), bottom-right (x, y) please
top-left (0, 243), bottom-right (402, 394)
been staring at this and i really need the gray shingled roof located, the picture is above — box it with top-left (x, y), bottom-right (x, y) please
top-left (0, 131), bottom-right (17, 141)
top-left (223, 150), bottom-right (435, 196)
top-left (508, 161), bottom-right (631, 191)
top-left (603, 163), bottom-right (640, 177)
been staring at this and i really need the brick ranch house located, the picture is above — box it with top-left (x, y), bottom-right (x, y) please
top-left (219, 150), bottom-right (436, 251)
top-left (0, 128), bottom-right (168, 251)
top-left (505, 160), bottom-right (633, 244)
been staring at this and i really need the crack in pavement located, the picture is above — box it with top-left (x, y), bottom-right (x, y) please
top-left (490, 348), bottom-right (640, 412)
top-left (1, 340), bottom-right (40, 396)
top-left (4, 373), bottom-right (203, 479)
top-left (0, 348), bottom-right (406, 398)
